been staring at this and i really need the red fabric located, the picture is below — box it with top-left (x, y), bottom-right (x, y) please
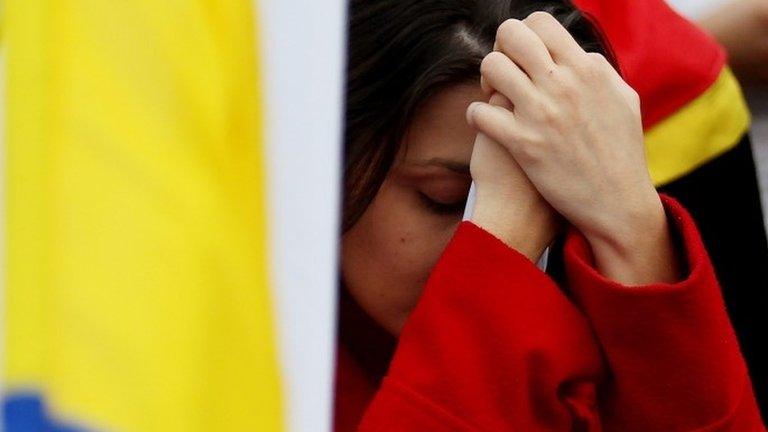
top-left (335, 347), bottom-right (379, 432)
top-left (336, 195), bottom-right (766, 431)
top-left (571, 0), bottom-right (726, 129)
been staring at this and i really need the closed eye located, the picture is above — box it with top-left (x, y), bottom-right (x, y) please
top-left (418, 192), bottom-right (468, 215)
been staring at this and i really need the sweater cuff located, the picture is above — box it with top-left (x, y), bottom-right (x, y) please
top-left (451, 221), bottom-right (554, 286)
top-left (562, 194), bottom-right (753, 429)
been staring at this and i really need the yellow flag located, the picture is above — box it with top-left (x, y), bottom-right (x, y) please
top-left (4, 1), bottom-right (283, 430)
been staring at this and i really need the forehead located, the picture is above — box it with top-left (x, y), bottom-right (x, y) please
top-left (400, 84), bottom-right (484, 163)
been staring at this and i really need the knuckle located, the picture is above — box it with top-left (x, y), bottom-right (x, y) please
top-left (480, 51), bottom-right (506, 76)
top-left (574, 55), bottom-right (607, 80)
top-left (625, 86), bottom-right (640, 103)
top-left (618, 81), bottom-right (640, 102)
top-left (524, 11), bottom-right (556, 27)
top-left (496, 18), bottom-right (523, 44)
top-left (626, 89), bottom-right (641, 113)
top-left (590, 53), bottom-right (616, 72)
top-left (586, 52), bottom-right (609, 64)
top-left (541, 103), bottom-right (561, 124)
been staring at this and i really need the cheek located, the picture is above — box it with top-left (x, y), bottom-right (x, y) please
top-left (341, 180), bottom-right (459, 334)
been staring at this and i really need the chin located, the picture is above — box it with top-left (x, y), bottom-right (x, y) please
top-left (383, 307), bottom-right (415, 337)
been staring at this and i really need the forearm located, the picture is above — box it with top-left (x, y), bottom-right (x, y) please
top-left (469, 96), bottom-right (561, 263)
top-left (564, 194), bottom-right (766, 431)
top-left (471, 180), bottom-right (558, 263)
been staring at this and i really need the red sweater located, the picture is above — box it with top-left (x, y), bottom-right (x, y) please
top-left (335, 195), bottom-right (766, 431)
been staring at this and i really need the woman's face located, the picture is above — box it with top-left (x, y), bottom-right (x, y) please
top-left (342, 84), bottom-right (485, 335)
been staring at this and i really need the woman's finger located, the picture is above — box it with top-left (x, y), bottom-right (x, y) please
top-left (523, 12), bottom-right (586, 66)
top-left (495, 18), bottom-right (557, 80)
top-left (479, 40), bottom-right (503, 95)
top-left (466, 100), bottom-right (527, 154)
top-left (480, 51), bottom-right (537, 106)
top-left (488, 92), bottom-right (513, 109)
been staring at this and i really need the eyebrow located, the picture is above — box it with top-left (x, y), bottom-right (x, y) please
top-left (407, 158), bottom-right (471, 174)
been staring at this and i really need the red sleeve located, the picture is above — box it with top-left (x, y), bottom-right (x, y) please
top-left (563, 194), bottom-right (766, 431)
top-left (357, 221), bottom-right (607, 431)
top-left (356, 195), bottom-right (765, 431)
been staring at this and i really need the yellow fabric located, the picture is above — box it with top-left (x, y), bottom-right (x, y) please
top-left (4, 1), bottom-right (283, 430)
top-left (645, 68), bottom-right (751, 186)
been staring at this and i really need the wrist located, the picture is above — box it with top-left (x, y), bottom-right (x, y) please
top-left (470, 184), bottom-right (559, 262)
top-left (583, 193), bottom-right (680, 286)
top-left (582, 191), bottom-right (666, 256)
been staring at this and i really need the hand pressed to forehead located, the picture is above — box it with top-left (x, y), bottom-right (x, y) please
top-left (466, 11), bottom-right (672, 286)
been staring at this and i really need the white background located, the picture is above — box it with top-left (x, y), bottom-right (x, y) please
top-left (259, 2), bottom-right (346, 432)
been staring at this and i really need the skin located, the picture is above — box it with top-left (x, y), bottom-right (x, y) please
top-left (343, 12), bottom-right (681, 336)
top-left (342, 86), bottom-right (480, 335)
top-left (699, 0), bottom-right (768, 85)
top-left (470, 13), bottom-right (680, 287)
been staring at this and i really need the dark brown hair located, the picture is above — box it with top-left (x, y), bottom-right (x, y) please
top-left (343, 0), bottom-right (610, 232)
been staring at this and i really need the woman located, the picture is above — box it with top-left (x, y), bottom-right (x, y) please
top-left (336, 0), bottom-right (766, 430)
